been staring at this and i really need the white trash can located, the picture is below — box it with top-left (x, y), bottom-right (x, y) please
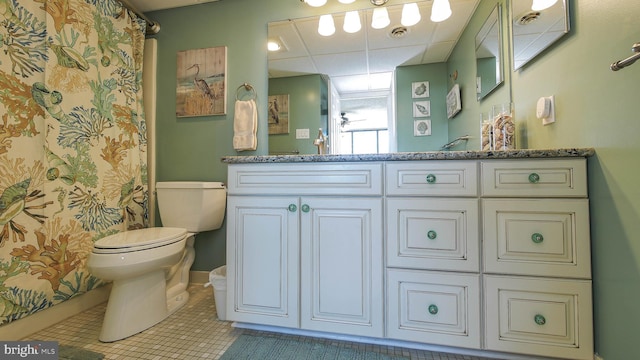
top-left (204, 265), bottom-right (226, 320)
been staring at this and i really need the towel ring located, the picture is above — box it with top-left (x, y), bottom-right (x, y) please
top-left (236, 83), bottom-right (256, 101)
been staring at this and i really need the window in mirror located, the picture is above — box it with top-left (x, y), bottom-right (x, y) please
top-left (511, 0), bottom-right (569, 70)
top-left (338, 95), bottom-right (390, 154)
top-left (475, 4), bottom-right (503, 101)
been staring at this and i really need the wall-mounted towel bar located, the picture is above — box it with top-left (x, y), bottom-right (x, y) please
top-left (610, 42), bottom-right (640, 71)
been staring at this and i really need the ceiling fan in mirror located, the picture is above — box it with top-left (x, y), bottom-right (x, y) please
top-left (340, 112), bottom-right (367, 127)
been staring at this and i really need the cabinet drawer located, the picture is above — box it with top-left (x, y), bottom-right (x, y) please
top-left (387, 269), bottom-right (480, 349)
top-left (386, 161), bottom-right (478, 196)
top-left (483, 199), bottom-right (591, 278)
top-left (481, 159), bottom-right (587, 197)
top-left (227, 162), bottom-right (383, 195)
top-left (387, 198), bottom-right (479, 272)
top-left (484, 275), bottom-right (593, 360)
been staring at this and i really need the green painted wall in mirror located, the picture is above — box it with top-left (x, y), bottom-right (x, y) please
top-left (268, 74), bottom-right (328, 155)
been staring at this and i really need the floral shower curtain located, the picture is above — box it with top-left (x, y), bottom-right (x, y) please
top-left (0, 0), bottom-right (147, 325)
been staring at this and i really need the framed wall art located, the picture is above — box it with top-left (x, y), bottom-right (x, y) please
top-left (176, 46), bottom-right (227, 117)
top-left (446, 84), bottom-right (462, 119)
top-left (412, 81), bottom-right (430, 98)
top-left (413, 100), bottom-right (431, 117)
top-left (414, 119), bottom-right (431, 136)
top-left (268, 94), bottom-right (290, 134)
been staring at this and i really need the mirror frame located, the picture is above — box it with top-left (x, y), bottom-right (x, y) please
top-left (475, 4), bottom-right (503, 101)
top-left (511, 0), bottom-right (570, 70)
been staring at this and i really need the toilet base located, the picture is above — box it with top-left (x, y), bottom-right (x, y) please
top-left (98, 234), bottom-right (197, 342)
top-left (99, 270), bottom-right (169, 342)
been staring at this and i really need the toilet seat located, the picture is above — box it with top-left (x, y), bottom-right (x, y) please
top-left (93, 227), bottom-right (187, 254)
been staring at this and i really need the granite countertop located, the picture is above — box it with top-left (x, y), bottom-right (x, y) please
top-left (221, 148), bottom-right (595, 164)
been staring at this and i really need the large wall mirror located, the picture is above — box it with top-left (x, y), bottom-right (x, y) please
top-left (475, 4), bottom-right (503, 101)
top-left (267, 0), bottom-right (480, 154)
top-left (511, 0), bottom-right (570, 70)
top-left (267, 0), bottom-right (568, 154)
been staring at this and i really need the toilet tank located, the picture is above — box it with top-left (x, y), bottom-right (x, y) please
top-left (156, 182), bottom-right (226, 232)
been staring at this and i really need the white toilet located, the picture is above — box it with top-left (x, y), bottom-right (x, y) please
top-left (87, 181), bottom-right (226, 342)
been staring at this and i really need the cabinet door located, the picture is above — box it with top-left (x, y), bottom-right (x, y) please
top-left (300, 197), bottom-right (384, 337)
top-left (226, 196), bottom-right (299, 328)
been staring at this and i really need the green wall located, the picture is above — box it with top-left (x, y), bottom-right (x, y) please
top-left (447, 0), bottom-right (511, 150)
top-left (148, 1), bottom-right (639, 358)
top-left (396, 63), bottom-right (449, 151)
top-left (269, 74), bottom-right (327, 155)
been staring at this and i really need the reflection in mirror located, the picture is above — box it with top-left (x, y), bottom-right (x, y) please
top-left (511, 0), bottom-right (569, 70)
top-left (475, 4), bottom-right (502, 101)
top-left (339, 94), bottom-right (391, 154)
top-left (267, 0), bottom-right (480, 154)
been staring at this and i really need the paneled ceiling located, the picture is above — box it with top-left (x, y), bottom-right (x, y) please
top-left (268, 0), bottom-right (479, 94)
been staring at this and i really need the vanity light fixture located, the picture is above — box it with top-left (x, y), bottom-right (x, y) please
top-left (401, 3), bottom-right (421, 27)
top-left (339, 0), bottom-right (356, 4)
top-left (430, 0), bottom-right (452, 22)
top-left (531, 0), bottom-right (558, 11)
top-left (302, 0), bottom-right (327, 7)
top-left (371, 7), bottom-right (390, 29)
top-left (318, 14), bottom-right (336, 36)
top-left (370, 0), bottom-right (388, 6)
top-left (343, 11), bottom-right (361, 33)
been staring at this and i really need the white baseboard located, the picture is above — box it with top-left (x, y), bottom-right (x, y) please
top-left (0, 284), bottom-right (111, 341)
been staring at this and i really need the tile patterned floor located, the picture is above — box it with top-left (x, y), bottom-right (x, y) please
top-left (23, 284), bottom-right (494, 359)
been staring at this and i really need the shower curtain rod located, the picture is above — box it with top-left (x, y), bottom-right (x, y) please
top-left (119, 0), bottom-right (161, 34)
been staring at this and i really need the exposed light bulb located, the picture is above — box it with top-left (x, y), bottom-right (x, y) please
top-left (430, 0), bottom-right (452, 22)
top-left (267, 40), bottom-right (281, 52)
top-left (531, 0), bottom-right (558, 11)
top-left (304, 0), bottom-right (327, 7)
top-left (318, 14), bottom-right (335, 36)
top-left (343, 11), bottom-right (361, 33)
top-left (371, 7), bottom-right (390, 30)
top-left (338, 0), bottom-right (356, 4)
top-left (401, 3), bottom-right (421, 27)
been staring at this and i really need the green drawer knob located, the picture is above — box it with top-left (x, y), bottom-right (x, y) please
top-left (426, 174), bottom-right (436, 183)
top-left (531, 233), bottom-right (544, 243)
top-left (427, 230), bottom-right (437, 240)
top-left (428, 304), bottom-right (438, 315)
top-left (301, 204), bottom-right (310, 213)
top-left (288, 204), bottom-right (297, 212)
top-left (534, 314), bottom-right (546, 325)
top-left (528, 173), bottom-right (540, 183)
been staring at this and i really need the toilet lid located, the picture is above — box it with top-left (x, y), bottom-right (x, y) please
top-left (93, 227), bottom-right (187, 254)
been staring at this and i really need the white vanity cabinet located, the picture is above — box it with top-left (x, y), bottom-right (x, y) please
top-left (481, 159), bottom-right (593, 360)
top-left (226, 163), bottom-right (384, 337)
top-left (225, 155), bottom-right (594, 360)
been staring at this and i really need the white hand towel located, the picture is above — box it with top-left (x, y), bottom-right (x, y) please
top-left (233, 99), bottom-right (257, 151)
